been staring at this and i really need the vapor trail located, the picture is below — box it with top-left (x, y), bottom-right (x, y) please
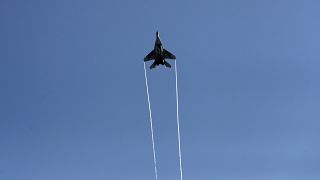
top-left (174, 61), bottom-right (183, 180)
top-left (143, 62), bottom-right (159, 180)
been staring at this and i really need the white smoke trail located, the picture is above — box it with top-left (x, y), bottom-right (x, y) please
top-left (143, 62), bottom-right (159, 180)
top-left (174, 61), bottom-right (183, 180)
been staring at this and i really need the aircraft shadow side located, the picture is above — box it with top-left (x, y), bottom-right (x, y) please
top-left (144, 31), bottom-right (176, 69)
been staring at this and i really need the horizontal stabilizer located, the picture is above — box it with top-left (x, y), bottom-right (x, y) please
top-left (164, 61), bottom-right (171, 68)
top-left (150, 62), bottom-right (157, 69)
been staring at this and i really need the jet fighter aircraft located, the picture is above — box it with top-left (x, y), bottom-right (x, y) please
top-left (144, 31), bottom-right (176, 69)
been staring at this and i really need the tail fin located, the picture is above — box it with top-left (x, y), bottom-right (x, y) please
top-left (150, 62), bottom-right (157, 69)
top-left (164, 61), bottom-right (171, 68)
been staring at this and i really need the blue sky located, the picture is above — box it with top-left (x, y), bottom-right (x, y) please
top-left (1, 0), bottom-right (320, 179)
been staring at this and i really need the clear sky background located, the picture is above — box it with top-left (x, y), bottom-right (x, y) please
top-left (1, 0), bottom-right (320, 180)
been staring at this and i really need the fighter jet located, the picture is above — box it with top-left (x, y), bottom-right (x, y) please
top-left (144, 31), bottom-right (176, 69)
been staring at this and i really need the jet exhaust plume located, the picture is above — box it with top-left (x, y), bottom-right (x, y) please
top-left (143, 62), bottom-right (159, 180)
top-left (175, 61), bottom-right (183, 180)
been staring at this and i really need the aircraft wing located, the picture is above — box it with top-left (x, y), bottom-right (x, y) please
top-left (144, 50), bottom-right (155, 61)
top-left (163, 49), bottom-right (176, 60)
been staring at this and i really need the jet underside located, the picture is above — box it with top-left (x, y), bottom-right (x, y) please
top-left (144, 32), bottom-right (176, 69)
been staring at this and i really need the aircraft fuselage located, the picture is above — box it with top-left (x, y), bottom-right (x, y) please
top-left (154, 33), bottom-right (165, 66)
top-left (144, 31), bottom-right (176, 69)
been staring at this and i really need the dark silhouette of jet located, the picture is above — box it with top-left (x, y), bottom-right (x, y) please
top-left (144, 31), bottom-right (176, 69)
